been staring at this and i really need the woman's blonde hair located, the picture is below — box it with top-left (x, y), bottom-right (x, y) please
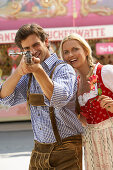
top-left (60, 33), bottom-right (94, 77)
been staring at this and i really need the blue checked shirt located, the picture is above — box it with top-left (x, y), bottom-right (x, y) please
top-left (0, 53), bottom-right (84, 143)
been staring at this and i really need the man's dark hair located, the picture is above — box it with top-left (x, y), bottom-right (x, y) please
top-left (15, 24), bottom-right (48, 49)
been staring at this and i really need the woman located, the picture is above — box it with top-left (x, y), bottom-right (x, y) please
top-left (60, 33), bottom-right (113, 170)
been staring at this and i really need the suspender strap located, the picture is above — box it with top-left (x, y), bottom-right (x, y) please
top-left (27, 62), bottom-right (64, 144)
top-left (49, 107), bottom-right (62, 145)
top-left (50, 62), bottom-right (64, 79)
top-left (27, 73), bottom-right (32, 111)
top-left (49, 62), bottom-right (64, 145)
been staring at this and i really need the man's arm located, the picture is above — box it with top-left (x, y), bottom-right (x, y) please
top-left (0, 69), bottom-right (22, 98)
top-left (33, 64), bottom-right (54, 100)
top-left (22, 57), bottom-right (54, 100)
top-left (0, 56), bottom-right (26, 98)
top-left (1, 56), bottom-right (54, 101)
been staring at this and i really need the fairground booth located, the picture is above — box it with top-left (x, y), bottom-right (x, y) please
top-left (0, 0), bottom-right (113, 122)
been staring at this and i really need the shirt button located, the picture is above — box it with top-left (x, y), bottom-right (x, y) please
top-left (38, 114), bottom-right (40, 116)
top-left (40, 128), bottom-right (41, 130)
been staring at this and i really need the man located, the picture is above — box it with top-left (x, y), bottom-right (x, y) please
top-left (0, 24), bottom-right (84, 169)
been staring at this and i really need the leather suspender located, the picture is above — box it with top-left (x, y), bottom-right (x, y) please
top-left (27, 62), bottom-right (64, 145)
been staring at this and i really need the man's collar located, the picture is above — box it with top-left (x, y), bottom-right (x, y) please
top-left (43, 53), bottom-right (58, 70)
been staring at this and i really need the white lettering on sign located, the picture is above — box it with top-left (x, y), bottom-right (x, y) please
top-left (0, 31), bottom-right (16, 44)
top-left (96, 42), bottom-right (113, 55)
top-left (100, 46), bottom-right (113, 52)
top-left (46, 27), bottom-right (106, 41)
top-left (0, 25), bottom-right (113, 44)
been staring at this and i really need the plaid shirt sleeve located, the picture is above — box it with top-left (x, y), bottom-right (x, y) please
top-left (0, 75), bottom-right (29, 106)
top-left (50, 63), bottom-right (77, 108)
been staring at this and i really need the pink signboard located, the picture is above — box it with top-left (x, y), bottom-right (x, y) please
top-left (96, 42), bottom-right (113, 55)
top-left (0, 0), bottom-right (113, 30)
top-left (75, 0), bottom-right (113, 27)
top-left (0, 0), bottom-right (73, 30)
top-left (0, 103), bottom-right (30, 122)
top-left (1, 24), bottom-right (113, 44)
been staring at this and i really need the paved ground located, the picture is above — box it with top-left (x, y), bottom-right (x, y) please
top-left (0, 122), bottom-right (33, 170)
top-left (0, 122), bottom-right (85, 170)
top-left (0, 152), bottom-right (31, 170)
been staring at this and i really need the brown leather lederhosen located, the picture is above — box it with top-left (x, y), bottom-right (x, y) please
top-left (27, 63), bottom-right (82, 170)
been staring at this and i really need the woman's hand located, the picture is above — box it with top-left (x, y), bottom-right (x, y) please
top-left (98, 95), bottom-right (113, 113)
